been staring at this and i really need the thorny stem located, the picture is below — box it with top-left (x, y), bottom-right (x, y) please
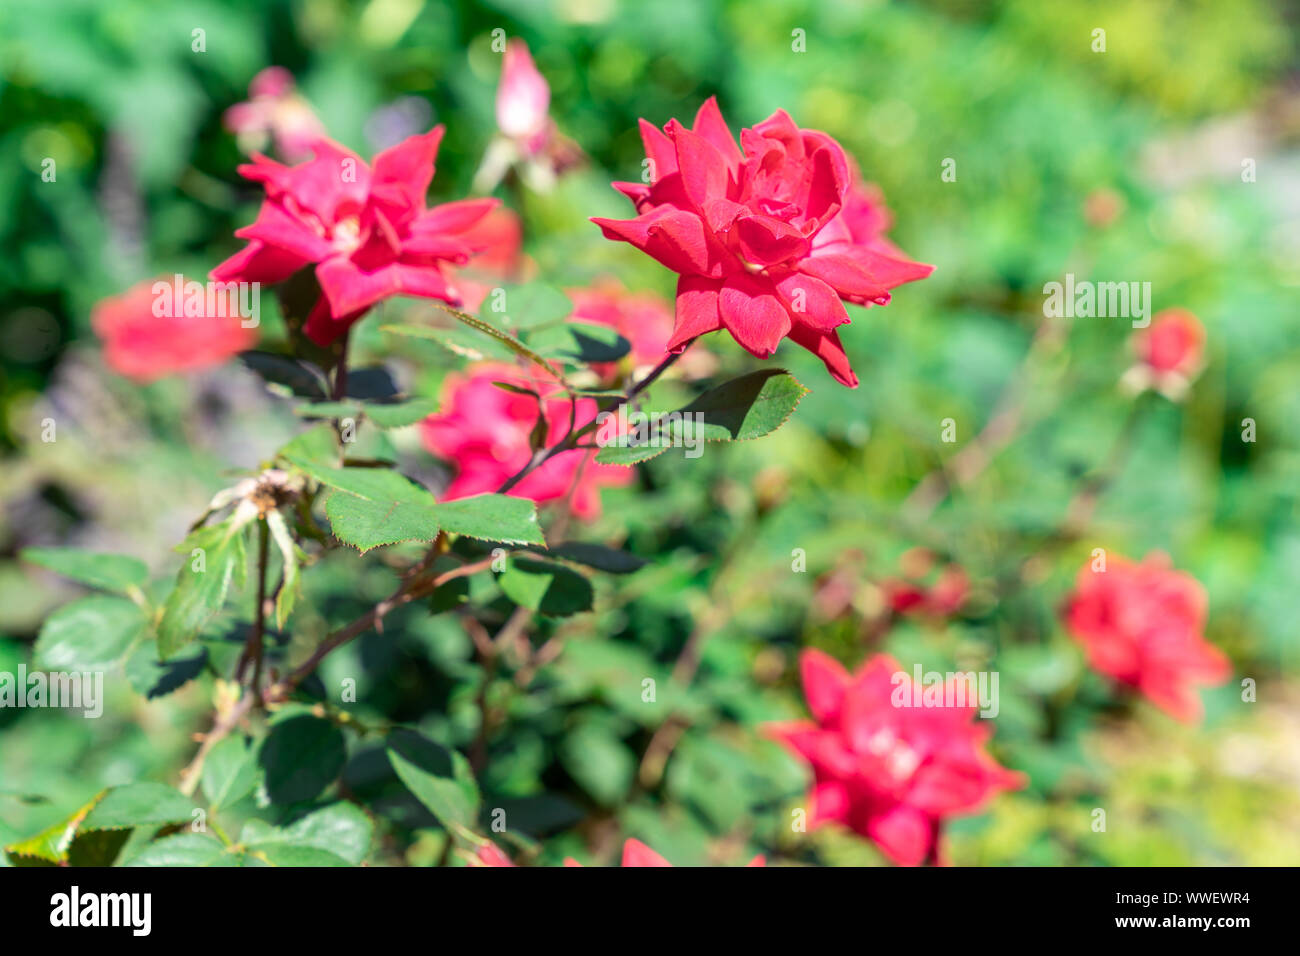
top-left (251, 518), bottom-right (270, 698)
top-left (183, 340), bottom-right (691, 791)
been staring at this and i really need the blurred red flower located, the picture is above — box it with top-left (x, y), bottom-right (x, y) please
top-left (212, 129), bottom-right (501, 346)
top-left (421, 362), bottom-right (631, 519)
top-left (92, 279), bottom-right (256, 383)
top-left (566, 278), bottom-right (676, 382)
top-left (1063, 552), bottom-right (1230, 722)
top-left (766, 650), bottom-right (1023, 866)
top-left (593, 99), bottom-right (932, 387)
top-left (1125, 308), bottom-right (1205, 400)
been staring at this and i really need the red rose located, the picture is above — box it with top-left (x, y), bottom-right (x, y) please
top-left (1124, 308), bottom-right (1205, 400)
top-left (766, 650), bottom-right (1023, 866)
top-left (92, 279), bottom-right (257, 383)
top-left (593, 98), bottom-right (932, 387)
top-left (212, 129), bottom-right (500, 346)
top-left (1063, 552), bottom-right (1230, 723)
top-left (420, 362), bottom-right (631, 519)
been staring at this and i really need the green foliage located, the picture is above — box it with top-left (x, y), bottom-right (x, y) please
top-left (0, 0), bottom-right (1295, 871)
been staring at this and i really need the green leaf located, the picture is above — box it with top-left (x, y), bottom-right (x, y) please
top-left (386, 729), bottom-right (480, 829)
top-left (294, 400), bottom-right (360, 419)
top-left (33, 595), bottom-right (146, 671)
top-left (21, 547), bottom-right (148, 595)
top-left (279, 422), bottom-right (342, 470)
top-left (558, 719), bottom-right (635, 807)
top-left (202, 736), bottom-right (259, 811)
top-left (260, 715), bottom-right (346, 805)
top-left (125, 641), bottom-right (207, 699)
top-left (544, 542), bottom-right (647, 574)
top-left (491, 282), bottom-right (573, 329)
top-left (157, 519), bottom-right (249, 659)
top-left (238, 350), bottom-right (328, 399)
top-left (3, 795), bottom-right (100, 865)
top-left (82, 782), bottom-right (196, 831)
top-left (123, 833), bottom-right (241, 867)
top-left (247, 803), bottom-right (372, 866)
top-left (429, 301), bottom-right (561, 379)
top-left (381, 322), bottom-right (517, 362)
top-left (528, 321), bottom-right (631, 364)
top-left (363, 397), bottom-right (440, 428)
top-left (431, 494), bottom-right (544, 546)
top-left (304, 466), bottom-right (441, 553)
top-left (595, 369), bottom-right (809, 465)
top-left (499, 557), bottom-right (594, 617)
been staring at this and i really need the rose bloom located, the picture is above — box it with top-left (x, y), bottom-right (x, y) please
top-left (223, 66), bottom-right (326, 162)
top-left (1124, 308), bottom-right (1205, 400)
top-left (1063, 552), bottom-right (1230, 723)
top-left (212, 128), bottom-right (504, 346)
top-left (421, 362), bottom-right (631, 519)
top-left (92, 279), bottom-right (257, 383)
top-left (593, 98), bottom-right (932, 387)
top-left (472, 838), bottom-right (763, 867)
top-left (766, 650), bottom-right (1024, 866)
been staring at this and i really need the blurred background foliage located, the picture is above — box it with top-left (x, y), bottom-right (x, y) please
top-left (1, 0), bottom-right (1298, 865)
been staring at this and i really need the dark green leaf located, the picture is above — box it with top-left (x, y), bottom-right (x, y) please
top-left (595, 369), bottom-right (809, 465)
top-left (260, 715), bottom-right (346, 805)
top-left (499, 557), bottom-right (593, 616)
top-left (125, 641), bottom-right (207, 699)
top-left (238, 350), bottom-right (327, 399)
top-left (544, 542), bottom-right (647, 574)
top-left (386, 729), bottom-right (479, 829)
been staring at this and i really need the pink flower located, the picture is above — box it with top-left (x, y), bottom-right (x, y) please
top-left (1125, 308), bottom-right (1205, 399)
top-left (566, 278), bottom-right (676, 382)
top-left (496, 40), bottom-right (551, 153)
top-left (212, 129), bottom-right (501, 346)
top-left (1063, 552), bottom-right (1230, 723)
top-left (92, 279), bottom-right (257, 383)
top-left (592, 99), bottom-right (933, 387)
top-left (468, 843), bottom-right (517, 867)
top-left (475, 39), bottom-right (583, 193)
top-left (766, 650), bottom-right (1024, 866)
top-left (564, 838), bottom-right (765, 867)
top-left (223, 66), bottom-right (326, 162)
top-left (421, 362), bottom-right (631, 519)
